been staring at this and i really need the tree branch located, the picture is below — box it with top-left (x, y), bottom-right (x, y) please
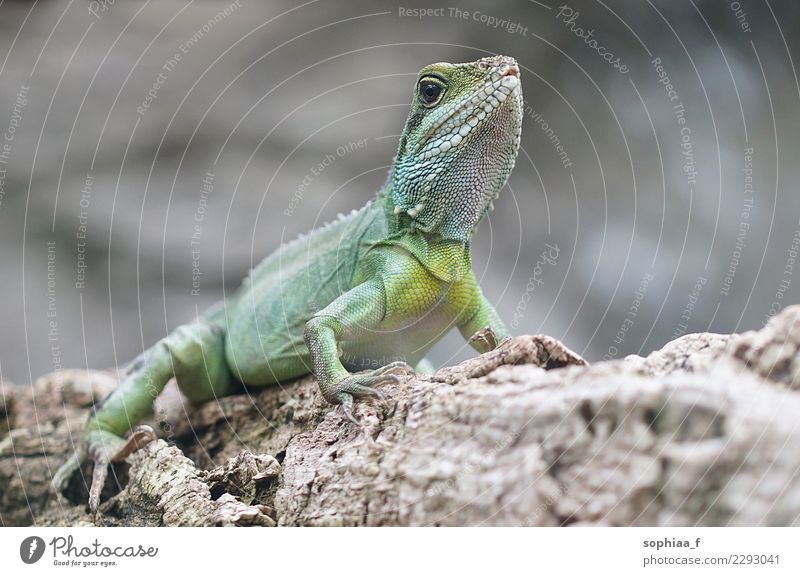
top-left (2, 307), bottom-right (800, 526)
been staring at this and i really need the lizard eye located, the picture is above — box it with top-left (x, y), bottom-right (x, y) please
top-left (418, 78), bottom-right (445, 106)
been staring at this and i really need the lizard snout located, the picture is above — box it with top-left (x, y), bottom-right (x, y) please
top-left (484, 55), bottom-right (519, 79)
top-left (500, 61), bottom-right (519, 78)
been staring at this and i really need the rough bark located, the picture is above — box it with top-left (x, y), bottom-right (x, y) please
top-left (2, 307), bottom-right (800, 527)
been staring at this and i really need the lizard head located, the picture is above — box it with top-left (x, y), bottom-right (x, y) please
top-left (390, 55), bottom-right (523, 241)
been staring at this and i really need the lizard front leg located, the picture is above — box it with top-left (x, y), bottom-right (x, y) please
top-left (304, 279), bottom-right (410, 423)
top-left (459, 290), bottom-right (512, 353)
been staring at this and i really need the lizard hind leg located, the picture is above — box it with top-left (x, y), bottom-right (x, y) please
top-left (51, 319), bottom-right (234, 515)
top-left (170, 320), bottom-right (236, 404)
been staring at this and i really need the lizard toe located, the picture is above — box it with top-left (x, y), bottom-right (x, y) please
top-left (52, 426), bottom-right (158, 518)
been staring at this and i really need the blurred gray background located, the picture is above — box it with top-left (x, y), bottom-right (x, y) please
top-left (1, 0), bottom-right (799, 386)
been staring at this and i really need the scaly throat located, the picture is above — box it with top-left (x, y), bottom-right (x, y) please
top-left (371, 187), bottom-right (468, 281)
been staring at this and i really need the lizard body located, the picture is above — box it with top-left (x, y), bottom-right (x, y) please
top-left (53, 55), bottom-right (524, 513)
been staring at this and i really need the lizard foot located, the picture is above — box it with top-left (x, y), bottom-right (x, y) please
top-left (469, 326), bottom-right (511, 353)
top-left (51, 425), bottom-right (157, 517)
top-left (323, 361), bottom-right (412, 424)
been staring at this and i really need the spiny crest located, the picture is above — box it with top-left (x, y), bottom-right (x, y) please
top-left (243, 203), bottom-right (372, 286)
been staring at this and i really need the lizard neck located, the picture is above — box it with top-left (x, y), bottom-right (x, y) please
top-left (380, 181), bottom-right (470, 239)
top-left (377, 185), bottom-right (472, 282)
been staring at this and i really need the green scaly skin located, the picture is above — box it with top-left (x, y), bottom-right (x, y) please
top-left (52, 55), bottom-right (524, 514)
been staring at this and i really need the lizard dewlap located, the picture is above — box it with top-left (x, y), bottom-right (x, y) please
top-left (52, 55), bottom-right (524, 514)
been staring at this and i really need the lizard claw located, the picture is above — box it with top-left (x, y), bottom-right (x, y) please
top-left (112, 425), bottom-right (158, 460)
top-left (52, 425), bottom-right (157, 518)
top-left (88, 425), bottom-right (157, 517)
top-left (339, 386), bottom-right (388, 426)
top-left (469, 326), bottom-right (510, 353)
top-left (340, 393), bottom-right (360, 425)
top-left (50, 451), bottom-right (82, 498)
top-left (323, 361), bottom-right (413, 424)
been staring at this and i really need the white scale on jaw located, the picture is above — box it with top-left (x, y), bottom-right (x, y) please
top-left (419, 73), bottom-right (519, 162)
top-left (396, 71), bottom-right (520, 220)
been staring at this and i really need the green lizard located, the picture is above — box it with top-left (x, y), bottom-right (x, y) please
top-left (52, 55), bottom-right (523, 513)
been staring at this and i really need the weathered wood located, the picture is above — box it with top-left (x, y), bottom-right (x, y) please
top-left (2, 308), bottom-right (800, 526)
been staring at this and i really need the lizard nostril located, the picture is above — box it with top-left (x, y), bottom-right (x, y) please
top-left (501, 63), bottom-right (519, 78)
top-left (490, 55), bottom-right (519, 78)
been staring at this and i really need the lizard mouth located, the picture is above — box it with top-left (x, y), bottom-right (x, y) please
top-left (415, 58), bottom-right (521, 160)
